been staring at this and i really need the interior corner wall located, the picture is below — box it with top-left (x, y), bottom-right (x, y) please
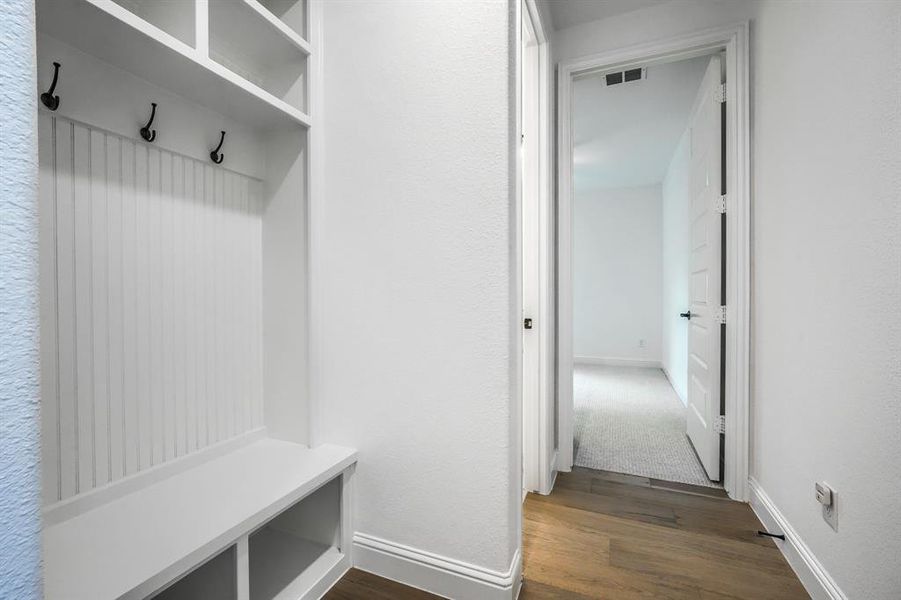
top-left (661, 133), bottom-right (690, 404)
top-left (314, 0), bottom-right (518, 588)
top-left (554, 1), bottom-right (901, 598)
top-left (0, 1), bottom-right (43, 598)
top-left (573, 184), bottom-right (662, 364)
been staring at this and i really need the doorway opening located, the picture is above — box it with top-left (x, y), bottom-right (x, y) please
top-left (570, 54), bottom-right (725, 489)
top-left (556, 24), bottom-right (751, 501)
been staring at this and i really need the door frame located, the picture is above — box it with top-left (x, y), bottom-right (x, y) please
top-left (521, 0), bottom-right (555, 496)
top-left (556, 23), bottom-right (751, 501)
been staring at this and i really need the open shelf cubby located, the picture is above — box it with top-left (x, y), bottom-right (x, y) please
top-left (110, 0), bottom-right (195, 47)
top-left (210, 0), bottom-right (308, 113)
top-left (249, 478), bottom-right (343, 600)
top-left (151, 546), bottom-right (237, 600)
top-left (36, 0), bottom-right (311, 129)
top-left (257, 0), bottom-right (307, 40)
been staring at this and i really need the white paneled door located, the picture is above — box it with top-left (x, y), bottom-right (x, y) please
top-left (686, 56), bottom-right (724, 482)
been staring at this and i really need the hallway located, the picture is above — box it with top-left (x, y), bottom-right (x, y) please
top-left (574, 365), bottom-right (719, 488)
top-left (519, 468), bottom-right (808, 599)
top-left (326, 467), bottom-right (808, 599)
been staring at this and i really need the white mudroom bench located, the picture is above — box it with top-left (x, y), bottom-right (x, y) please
top-left (34, 0), bottom-right (346, 597)
top-left (43, 435), bottom-right (356, 600)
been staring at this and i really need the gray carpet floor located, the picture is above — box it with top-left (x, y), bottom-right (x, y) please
top-left (573, 364), bottom-right (722, 488)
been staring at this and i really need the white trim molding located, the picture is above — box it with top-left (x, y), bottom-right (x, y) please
top-left (353, 533), bottom-right (522, 600)
top-left (556, 22), bottom-right (751, 500)
top-left (520, 0), bottom-right (555, 498)
top-left (749, 478), bottom-right (848, 600)
top-left (517, 0), bottom-right (557, 494)
top-left (574, 356), bottom-right (662, 369)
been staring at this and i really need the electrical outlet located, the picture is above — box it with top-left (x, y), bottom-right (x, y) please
top-left (816, 482), bottom-right (838, 531)
top-left (822, 502), bottom-right (838, 531)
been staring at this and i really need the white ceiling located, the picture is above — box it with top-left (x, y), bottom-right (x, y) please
top-left (540, 0), bottom-right (670, 31)
top-left (573, 56), bottom-right (710, 191)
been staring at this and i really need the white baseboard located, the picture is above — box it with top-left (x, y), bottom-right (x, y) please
top-left (748, 478), bottom-right (847, 600)
top-left (661, 366), bottom-right (687, 406)
top-left (574, 356), bottom-right (662, 368)
top-left (353, 532), bottom-right (521, 600)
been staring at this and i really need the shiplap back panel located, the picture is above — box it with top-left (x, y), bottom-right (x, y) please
top-left (38, 113), bottom-right (264, 505)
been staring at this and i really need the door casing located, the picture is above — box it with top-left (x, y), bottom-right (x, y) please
top-left (521, 0), bottom-right (555, 496)
top-left (555, 23), bottom-right (751, 501)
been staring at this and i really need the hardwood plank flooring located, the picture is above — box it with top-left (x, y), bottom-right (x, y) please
top-left (324, 568), bottom-right (440, 599)
top-left (325, 468), bottom-right (809, 599)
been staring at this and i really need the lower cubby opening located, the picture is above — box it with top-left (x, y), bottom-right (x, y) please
top-left (249, 477), bottom-right (343, 600)
top-left (151, 545), bottom-right (237, 600)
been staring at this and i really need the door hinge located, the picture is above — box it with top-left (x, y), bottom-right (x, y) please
top-left (715, 194), bottom-right (727, 214)
top-left (715, 83), bottom-right (726, 103)
top-left (714, 305), bottom-right (727, 325)
top-left (715, 415), bottom-right (726, 435)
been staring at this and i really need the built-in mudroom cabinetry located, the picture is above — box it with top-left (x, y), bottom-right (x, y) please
top-left (33, 1), bottom-right (355, 598)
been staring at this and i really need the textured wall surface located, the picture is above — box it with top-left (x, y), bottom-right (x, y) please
top-left (315, 0), bottom-right (517, 576)
top-left (573, 185), bottom-right (662, 362)
top-left (0, 1), bottom-right (43, 598)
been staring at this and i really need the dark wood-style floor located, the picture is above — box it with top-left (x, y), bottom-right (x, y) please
top-left (325, 468), bottom-right (809, 599)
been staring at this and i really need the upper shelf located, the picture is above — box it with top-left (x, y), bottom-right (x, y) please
top-left (210, 0), bottom-right (308, 114)
top-left (257, 0), bottom-right (307, 41)
top-left (241, 0), bottom-right (312, 56)
top-left (36, 0), bottom-right (312, 130)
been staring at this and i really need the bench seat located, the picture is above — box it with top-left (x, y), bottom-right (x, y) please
top-left (43, 439), bottom-right (357, 600)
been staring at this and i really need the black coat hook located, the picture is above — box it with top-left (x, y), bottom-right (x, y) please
top-left (40, 61), bottom-right (61, 111)
top-left (140, 102), bottom-right (158, 142)
top-left (210, 130), bottom-right (226, 164)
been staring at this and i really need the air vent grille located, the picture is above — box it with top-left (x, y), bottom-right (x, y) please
top-left (605, 67), bottom-right (645, 86)
top-left (624, 67), bottom-right (642, 82)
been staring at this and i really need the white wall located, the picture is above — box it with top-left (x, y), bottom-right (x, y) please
top-left (551, 0), bottom-right (757, 64)
top-left (314, 0), bottom-right (519, 594)
top-left (750, 2), bottom-right (901, 598)
top-left (0, 1), bottom-right (42, 597)
top-left (661, 132), bottom-right (689, 403)
top-left (554, 2), bottom-right (901, 598)
top-left (573, 184), bottom-right (662, 364)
